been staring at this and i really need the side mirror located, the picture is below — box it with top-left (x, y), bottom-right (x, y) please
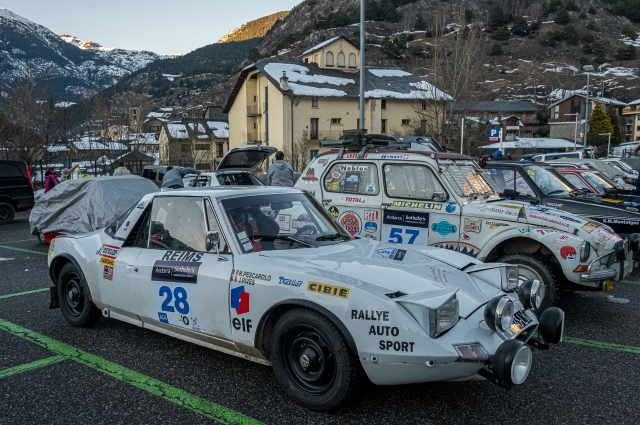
top-left (502, 189), bottom-right (519, 200)
top-left (433, 191), bottom-right (446, 202)
top-left (206, 230), bottom-right (220, 256)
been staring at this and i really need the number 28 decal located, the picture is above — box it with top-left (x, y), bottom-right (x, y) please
top-left (388, 227), bottom-right (420, 244)
top-left (159, 286), bottom-right (190, 314)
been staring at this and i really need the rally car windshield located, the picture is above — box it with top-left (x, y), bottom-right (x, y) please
top-left (221, 193), bottom-right (350, 253)
top-left (524, 166), bottom-right (573, 196)
top-left (580, 171), bottom-right (616, 193)
top-left (439, 160), bottom-right (498, 198)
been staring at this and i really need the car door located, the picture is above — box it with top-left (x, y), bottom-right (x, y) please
top-left (380, 162), bottom-right (459, 247)
top-left (125, 195), bottom-right (235, 341)
top-left (320, 160), bottom-right (383, 240)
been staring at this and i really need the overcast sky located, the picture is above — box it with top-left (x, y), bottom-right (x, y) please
top-left (2, 0), bottom-right (301, 55)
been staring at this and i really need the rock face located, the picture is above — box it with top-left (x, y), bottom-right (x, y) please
top-left (218, 11), bottom-right (290, 43)
top-left (0, 8), bottom-right (163, 98)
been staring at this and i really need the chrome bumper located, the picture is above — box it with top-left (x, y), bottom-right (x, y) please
top-left (580, 247), bottom-right (634, 284)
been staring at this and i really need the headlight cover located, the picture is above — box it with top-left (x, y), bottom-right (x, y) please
top-left (399, 293), bottom-right (460, 339)
top-left (466, 264), bottom-right (519, 292)
top-left (484, 296), bottom-right (514, 333)
top-left (504, 266), bottom-right (519, 292)
top-left (580, 241), bottom-right (591, 262)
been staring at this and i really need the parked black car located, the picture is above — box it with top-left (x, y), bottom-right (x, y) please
top-left (484, 161), bottom-right (640, 237)
top-left (0, 160), bottom-right (35, 224)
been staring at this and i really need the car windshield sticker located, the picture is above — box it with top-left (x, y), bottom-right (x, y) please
top-left (307, 282), bottom-right (350, 299)
top-left (365, 183), bottom-right (376, 194)
top-left (332, 171), bottom-right (341, 179)
top-left (340, 165), bottom-right (368, 171)
top-left (338, 211), bottom-right (362, 236)
top-left (431, 220), bottom-right (457, 237)
top-left (302, 168), bottom-right (318, 182)
top-left (276, 214), bottom-right (291, 231)
top-left (152, 260), bottom-right (201, 284)
top-left (230, 286), bottom-right (250, 315)
top-left (243, 242), bottom-right (254, 251)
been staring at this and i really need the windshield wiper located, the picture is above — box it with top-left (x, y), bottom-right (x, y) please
top-left (249, 235), bottom-right (313, 247)
top-left (546, 190), bottom-right (568, 196)
top-left (315, 233), bottom-right (351, 241)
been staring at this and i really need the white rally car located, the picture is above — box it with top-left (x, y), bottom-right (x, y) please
top-left (47, 187), bottom-right (564, 410)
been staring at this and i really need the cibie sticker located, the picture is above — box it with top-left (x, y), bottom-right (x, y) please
top-left (307, 282), bottom-right (350, 299)
top-left (338, 211), bottom-right (362, 236)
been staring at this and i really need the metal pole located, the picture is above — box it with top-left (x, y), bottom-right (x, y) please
top-left (460, 118), bottom-right (464, 154)
top-left (359, 0), bottom-right (365, 130)
top-left (583, 73), bottom-right (591, 149)
top-left (573, 117), bottom-right (578, 152)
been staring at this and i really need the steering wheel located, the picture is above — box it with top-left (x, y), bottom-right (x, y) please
top-left (293, 225), bottom-right (318, 238)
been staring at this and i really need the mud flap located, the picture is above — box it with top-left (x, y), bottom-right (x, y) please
top-left (49, 286), bottom-right (59, 309)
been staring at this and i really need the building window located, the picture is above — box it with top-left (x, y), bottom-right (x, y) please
top-left (356, 119), bottom-right (360, 129)
top-left (326, 51), bottom-right (334, 67)
top-left (554, 105), bottom-right (559, 120)
top-left (421, 101), bottom-right (427, 110)
top-left (381, 119), bottom-right (387, 133)
top-left (349, 53), bottom-right (356, 68)
top-left (311, 97), bottom-right (318, 107)
top-left (381, 99), bottom-right (387, 110)
top-left (304, 58), bottom-right (309, 63)
top-left (196, 144), bottom-right (210, 151)
top-left (402, 119), bottom-right (411, 126)
top-left (331, 118), bottom-right (342, 124)
top-left (310, 150), bottom-right (319, 161)
top-left (310, 118), bottom-right (319, 139)
top-left (337, 52), bottom-right (345, 67)
top-left (216, 143), bottom-right (223, 157)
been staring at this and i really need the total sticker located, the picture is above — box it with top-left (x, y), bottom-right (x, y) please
top-left (338, 211), bottom-right (362, 236)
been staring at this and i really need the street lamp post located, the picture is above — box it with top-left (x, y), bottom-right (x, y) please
top-left (359, 0), bottom-right (365, 131)
top-left (581, 65), bottom-right (594, 149)
top-left (599, 132), bottom-right (612, 158)
top-left (564, 113), bottom-right (579, 152)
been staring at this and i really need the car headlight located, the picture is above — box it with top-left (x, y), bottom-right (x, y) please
top-left (580, 241), bottom-right (591, 262)
top-left (504, 266), bottom-right (519, 292)
top-left (399, 295), bottom-right (460, 339)
top-left (614, 239), bottom-right (628, 261)
top-left (518, 279), bottom-right (545, 310)
top-left (492, 339), bottom-right (532, 385)
top-left (467, 264), bottom-right (519, 292)
top-left (484, 296), bottom-right (514, 333)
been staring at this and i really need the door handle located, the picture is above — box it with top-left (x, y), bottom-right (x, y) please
top-left (134, 268), bottom-right (138, 272)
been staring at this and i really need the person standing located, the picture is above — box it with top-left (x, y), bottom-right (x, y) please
top-left (266, 151), bottom-right (295, 187)
top-left (493, 150), bottom-right (508, 161)
top-left (60, 168), bottom-right (72, 182)
top-left (161, 166), bottom-right (201, 189)
top-left (44, 166), bottom-right (60, 193)
top-left (113, 162), bottom-right (131, 176)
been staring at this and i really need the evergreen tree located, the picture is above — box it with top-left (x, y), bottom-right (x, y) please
top-left (562, 25), bottom-right (579, 45)
top-left (586, 20), bottom-right (597, 30)
top-left (490, 43), bottom-right (503, 55)
top-left (511, 16), bottom-right (530, 36)
top-left (490, 5), bottom-right (505, 29)
top-left (615, 45), bottom-right (637, 60)
top-left (555, 8), bottom-right (571, 25)
top-left (415, 14), bottom-right (427, 31)
top-left (588, 6), bottom-right (597, 15)
top-left (587, 102), bottom-right (614, 153)
top-left (579, 11), bottom-right (587, 19)
top-left (565, 0), bottom-right (579, 12)
top-left (493, 26), bottom-right (511, 40)
top-left (606, 103), bottom-right (623, 145)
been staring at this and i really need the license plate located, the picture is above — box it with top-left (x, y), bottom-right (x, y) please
top-left (510, 310), bottom-right (532, 333)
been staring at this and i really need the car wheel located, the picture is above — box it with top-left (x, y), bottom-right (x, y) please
top-left (498, 253), bottom-right (559, 311)
top-left (0, 202), bottom-right (15, 224)
top-left (38, 232), bottom-right (47, 245)
top-left (57, 263), bottom-right (102, 327)
top-left (270, 308), bottom-right (363, 411)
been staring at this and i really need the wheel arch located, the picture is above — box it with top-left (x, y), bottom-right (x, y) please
top-left (484, 236), bottom-right (564, 280)
top-left (0, 196), bottom-right (17, 211)
top-left (254, 299), bottom-right (359, 360)
top-left (49, 254), bottom-right (83, 286)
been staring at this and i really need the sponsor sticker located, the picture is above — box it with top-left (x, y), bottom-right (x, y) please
top-left (98, 244), bottom-right (120, 259)
top-left (486, 221), bottom-right (510, 228)
top-left (278, 276), bottom-right (304, 287)
top-left (431, 220), bottom-right (457, 237)
top-left (478, 205), bottom-right (519, 217)
top-left (518, 228), bottom-right (528, 234)
top-left (546, 203), bottom-right (563, 208)
top-left (365, 183), bottom-right (376, 194)
top-left (383, 210), bottom-right (429, 228)
top-left (48, 239), bottom-right (55, 255)
top-left (276, 214), bottom-right (291, 231)
top-left (152, 260), bottom-right (201, 284)
top-left (136, 202), bottom-right (145, 209)
top-left (528, 212), bottom-right (570, 228)
top-left (307, 281), bottom-right (350, 299)
top-left (99, 257), bottom-right (115, 267)
top-left (103, 265), bottom-right (113, 281)
top-left (364, 222), bottom-right (378, 233)
top-left (560, 246), bottom-right (577, 260)
top-left (463, 218), bottom-right (482, 234)
top-left (533, 229), bottom-right (557, 238)
top-left (553, 233), bottom-right (574, 244)
top-left (328, 206), bottom-right (340, 218)
top-left (343, 153), bottom-right (368, 159)
top-left (230, 286), bottom-right (250, 315)
top-left (231, 269), bottom-right (271, 285)
top-left (332, 171), bottom-right (341, 179)
top-left (364, 210), bottom-right (379, 221)
top-left (380, 154), bottom-right (409, 159)
top-left (445, 204), bottom-right (456, 213)
top-left (582, 222), bottom-right (600, 233)
top-left (317, 158), bottom-right (328, 166)
top-left (338, 211), bottom-right (362, 236)
top-left (392, 201), bottom-right (442, 210)
top-left (340, 196), bottom-right (366, 204)
top-left (375, 248), bottom-right (408, 261)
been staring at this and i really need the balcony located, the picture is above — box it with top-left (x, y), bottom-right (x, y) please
top-left (247, 133), bottom-right (262, 144)
top-left (302, 130), bottom-right (344, 141)
top-left (247, 105), bottom-right (261, 116)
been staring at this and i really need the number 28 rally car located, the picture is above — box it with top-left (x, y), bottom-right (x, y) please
top-left (47, 186), bottom-right (564, 411)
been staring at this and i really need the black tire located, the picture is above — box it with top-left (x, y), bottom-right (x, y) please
top-left (498, 253), bottom-right (559, 311)
top-left (38, 232), bottom-right (47, 245)
top-left (57, 262), bottom-right (102, 327)
top-left (0, 202), bottom-right (15, 224)
top-left (270, 308), bottom-right (363, 411)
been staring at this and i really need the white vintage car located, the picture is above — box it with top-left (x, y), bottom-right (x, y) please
top-left (47, 187), bottom-right (564, 410)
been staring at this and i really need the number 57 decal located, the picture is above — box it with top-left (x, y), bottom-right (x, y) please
top-left (388, 227), bottom-right (420, 244)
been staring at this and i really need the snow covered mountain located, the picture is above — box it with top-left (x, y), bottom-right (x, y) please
top-left (0, 7), bottom-right (165, 99)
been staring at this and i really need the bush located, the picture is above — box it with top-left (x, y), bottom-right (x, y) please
top-left (490, 43), bottom-right (503, 55)
top-left (565, 0), bottom-right (579, 12)
top-left (490, 5), bottom-right (505, 29)
top-left (544, 0), bottom-right (563, 15)
top-left (579, 12), bottom-right (587, 19)
top-left (493, 26), bottom-right (511, 40)
top-left (577, 56), bottom-right (590, 66)
top-left (582, 43), bottom-right (594, 54)
top-left (555, 8), bottom-right (571, 25)
top-left (593, 52), bottom-right (607, 64)
top-left (511, 16), bottom-right (530, 36)
top-left (563, 24), bottom-right (579, 45)
top-left (539, 31), bottom-right (560, 47)
top-left (529, 21), bottom-right (540, 31)
top-left (586, 20), bottom-right (597, 31)
top-left (622, 26), bottom-right (638, 40)
top-left (415, 14), bottom-right (427, 31)
top-left (615, 45), bottom-right (637, 60)
top-left (582, 33), bottom-right (595, 43)
top-left (588, 6), bottom-right (597, 15)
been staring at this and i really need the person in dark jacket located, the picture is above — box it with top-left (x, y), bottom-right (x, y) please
top-left (624, 176), bottom-right (640, 191)
top-left (266, 151), bottom-right (295, 187)
top-left (44, 167), bottom-right (60, 193)
top-left (161, 166), bottom-right (201, 189)
top-left (493, 150), bottom-right (508, 161)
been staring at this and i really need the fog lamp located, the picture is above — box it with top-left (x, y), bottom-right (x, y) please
top-left (492, 339), bottom-right (532, 385)
top-left (538, 307), bottom-right (565, 344)
top-left (517, 279), bottom-right (545, 310)
top-left (484, 297), bottom-right (514, 333)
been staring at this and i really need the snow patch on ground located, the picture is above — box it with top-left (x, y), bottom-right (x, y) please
top-left (368, 69), bottom-right (411, 77)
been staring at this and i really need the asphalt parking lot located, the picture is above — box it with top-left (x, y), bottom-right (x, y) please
top-left (1, 212), bottom-right (639, 425)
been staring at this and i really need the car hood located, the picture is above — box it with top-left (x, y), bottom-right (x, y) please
top-left (258, 239), bottom-right (502, 317)
top-left (216, 146), bottom-right (277, 172)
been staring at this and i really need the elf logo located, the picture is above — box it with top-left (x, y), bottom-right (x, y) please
top-left (230, 286), bottom-right (250, 314)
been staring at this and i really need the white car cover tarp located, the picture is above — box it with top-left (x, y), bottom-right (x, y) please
top-left (29, 176), bottom-right (158, 235)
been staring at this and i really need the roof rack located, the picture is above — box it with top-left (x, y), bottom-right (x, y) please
top-left (319, 129), bottom-right (440, 158)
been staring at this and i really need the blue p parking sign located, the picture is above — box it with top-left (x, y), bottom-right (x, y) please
top-left (488, 128), bottom-right (501, 142)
